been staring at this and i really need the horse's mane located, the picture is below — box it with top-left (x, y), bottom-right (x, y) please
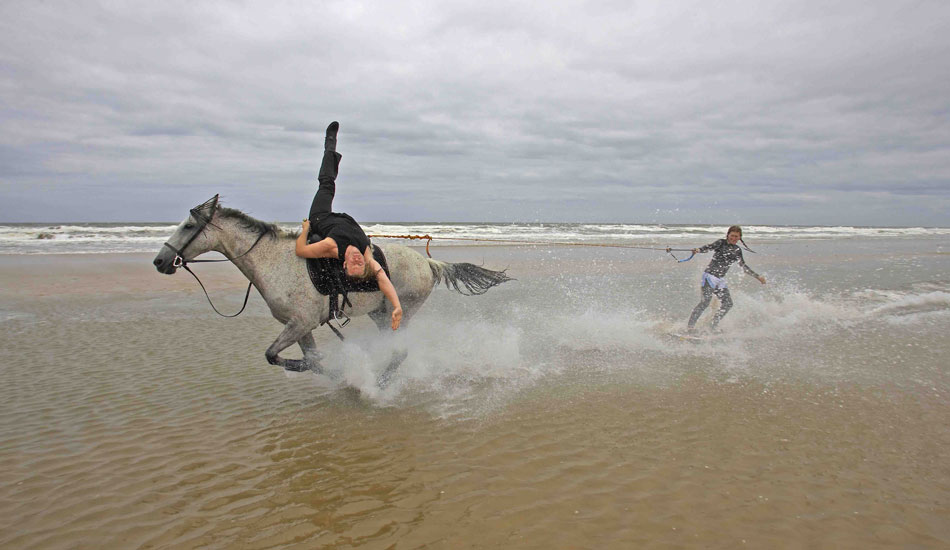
top-left (217, 206), bottom-right (297, 239)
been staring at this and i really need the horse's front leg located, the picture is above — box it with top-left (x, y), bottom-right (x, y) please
top-left (265, 321), bottom-right (314, 372)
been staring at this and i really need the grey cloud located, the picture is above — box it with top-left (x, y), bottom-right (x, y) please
top-left (0, 1), bottom-right (948, 225)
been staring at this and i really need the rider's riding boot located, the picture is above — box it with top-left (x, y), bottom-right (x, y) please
top-left (325, 121), bottom-right (339, 152)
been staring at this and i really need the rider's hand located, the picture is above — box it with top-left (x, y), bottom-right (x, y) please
top-left (692, 248), bottom-right (699, 254)
top-left (301, 219), bottom-right (310, 234)
top-left (391, 306), bottom-right (403, 330)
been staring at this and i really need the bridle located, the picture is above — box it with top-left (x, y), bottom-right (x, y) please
top-left (162, 194), bottom-right (268, 317)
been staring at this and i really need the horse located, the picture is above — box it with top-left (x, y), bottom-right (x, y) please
top-left (152, 195), bottom-right (511, 384)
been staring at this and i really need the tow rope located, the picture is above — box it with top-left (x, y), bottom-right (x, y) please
top-left (367, 233), bottom-right (695, 261)
top-left (367, 233), bottom-right (433, 257)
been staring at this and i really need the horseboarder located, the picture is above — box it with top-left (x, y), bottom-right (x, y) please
top-left (685, 225), bottom-right (766, 333)
top-left (295, 121), bottom-right (403, 330)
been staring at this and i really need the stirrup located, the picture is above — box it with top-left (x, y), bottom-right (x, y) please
top-left (331, 309), bottom-right (350, 328)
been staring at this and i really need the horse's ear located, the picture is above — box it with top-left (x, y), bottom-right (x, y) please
top-left (191, 194), bottom-right (218, 211)
top-left (190, 194), bottom-right (220, 225)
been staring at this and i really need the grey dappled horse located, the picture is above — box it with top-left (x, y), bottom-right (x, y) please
top-left (153, 196), bottom-right (511, 384)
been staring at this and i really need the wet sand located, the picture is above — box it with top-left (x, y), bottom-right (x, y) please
top-left (0, 250), bottom-right (948, 549)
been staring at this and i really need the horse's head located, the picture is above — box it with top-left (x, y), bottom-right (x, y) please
top-left (153, 194), bottom-right (221, 274)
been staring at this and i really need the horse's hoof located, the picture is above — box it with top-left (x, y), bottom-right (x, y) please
top-left (282, 362), bottom-right (307, 373)
top-left (284, 361), bottom-right (324, 374)
top-left (376, 370), bottom-right (395, 388)
top-left (307, 364), bottom-right (324, 375)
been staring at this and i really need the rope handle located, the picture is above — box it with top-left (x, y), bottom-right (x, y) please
top-left (666, 248), bottom-right (696, 262)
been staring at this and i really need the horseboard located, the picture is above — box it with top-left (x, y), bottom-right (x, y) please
top-left (668, 332), bottom-right (713, 343)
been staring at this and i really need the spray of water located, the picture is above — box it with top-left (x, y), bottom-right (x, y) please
top-left (288, 277), bottom-right (949, 417)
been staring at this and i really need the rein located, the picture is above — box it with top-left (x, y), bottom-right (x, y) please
top-left (178, 261), bottom-right (255, 318)
top-left (163, 197), bottom-right (269, 318)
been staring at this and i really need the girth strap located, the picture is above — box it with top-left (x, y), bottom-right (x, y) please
top-left (326, 321), bottom-right (345, 341)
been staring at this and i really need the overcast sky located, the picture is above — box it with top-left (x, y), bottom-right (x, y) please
top-left (1, 1), bottom-right (948, 225)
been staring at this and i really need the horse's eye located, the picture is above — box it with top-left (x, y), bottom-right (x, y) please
top-left (185, 223), bottom-right (195, 229)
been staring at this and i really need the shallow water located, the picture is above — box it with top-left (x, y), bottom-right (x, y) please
top-left (0, 236), bottom-right (948, 549)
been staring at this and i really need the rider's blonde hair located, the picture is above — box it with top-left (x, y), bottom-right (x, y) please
top-left (345, 254), bottom-right (377, 281)
top-left (355, 261), bottom-right (376, 281)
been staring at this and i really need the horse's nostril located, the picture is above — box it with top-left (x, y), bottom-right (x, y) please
top-left (153, 258), bottom-right (163, 266)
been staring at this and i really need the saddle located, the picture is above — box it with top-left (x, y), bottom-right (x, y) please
top-left (305, 239), bottom-right (390, 326)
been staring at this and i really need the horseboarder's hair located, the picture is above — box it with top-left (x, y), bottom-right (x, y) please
top-left (726, 225), bottom-right (755, 253)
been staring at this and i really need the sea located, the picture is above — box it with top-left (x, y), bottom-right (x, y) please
top-left (1, 221), bottom-right (948, 548)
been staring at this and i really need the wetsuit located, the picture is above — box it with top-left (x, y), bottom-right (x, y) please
top-left (687, 239), bottom-right (760, 329)
top-left (308, 150), bottom-right (370, 261)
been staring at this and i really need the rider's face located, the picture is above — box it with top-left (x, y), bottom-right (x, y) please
top-left (727, 231), bottom-right (741, 245)
top-left (343, 246), bottom-right (365, 277)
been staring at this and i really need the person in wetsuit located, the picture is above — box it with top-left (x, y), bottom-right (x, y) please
top-left (686, 225), bottom-right (766, 333)
top-left (295, 121), bottom-right (403, 330)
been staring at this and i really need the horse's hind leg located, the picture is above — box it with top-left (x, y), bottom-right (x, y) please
top-left (297, 332), bottom-right (324, 374)
top-left (265, 322), bottom-right (313, 372)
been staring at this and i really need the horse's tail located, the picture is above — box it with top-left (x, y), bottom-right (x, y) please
top-left (427, 259), bottom-right (512, 295)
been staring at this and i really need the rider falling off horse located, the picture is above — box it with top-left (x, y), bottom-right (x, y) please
top-left (294, 122), bottom-right (403, 330)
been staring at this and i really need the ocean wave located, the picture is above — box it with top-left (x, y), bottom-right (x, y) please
top-left (1, 221), bottom-right (947, 254)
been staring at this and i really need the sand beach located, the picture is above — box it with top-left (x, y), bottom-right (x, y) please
top-left (1, 239), bottom-right (948, 549)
